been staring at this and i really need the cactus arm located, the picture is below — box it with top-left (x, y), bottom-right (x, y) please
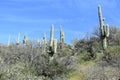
top-left (106, 24), bottom-right (109, 37)
top-left (60, 26), bottom-right (65, 49)
top-left (62, 32), bottom-right (64, 43)
top-left (53, 39), bottom-right (57, 53)
top-left (103, 25), bottom-right (106, 36)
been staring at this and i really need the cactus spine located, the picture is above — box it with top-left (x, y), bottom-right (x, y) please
top-left (42, 33), bottom-right (47, 53)
top-left (16, 32), bottom-right (20, 45)
top-left (8, 35), bottom-right (10, 46)
top-left (98, 5), bottom-right (109, 50)
top-left (23, 35), bottom-right (28, 45)
top-left (60, 26), bottom-right (64, 49)
top-left (53, 39), bottom-right (57, 53)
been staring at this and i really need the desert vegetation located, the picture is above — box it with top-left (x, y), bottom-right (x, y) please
top-left (0, 5), bottom-right (120, 80)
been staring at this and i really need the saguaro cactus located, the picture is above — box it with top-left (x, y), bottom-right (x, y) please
top-left (98, 5), bottom-right (109, 50)
top-left (43, 33), bottom-right (46, 45)
top-left (42, 33), bottom-right (47, 53)
top-left (48, 24), bottom-right (58, 56)
top-left (49, 24), bottom-right (54, 49)
top-left (23, 35), bottom-right (28, 45)
top-left (60, 26), bottom-right (64, 49)
top-left (8, 35), bottom-right (10, 46)
top-left (16, 32), bottom-right (20, 45)
top-left (37, 39), bottom-right (41, 47)
top-left (53, 39), bottom-right (57, 53)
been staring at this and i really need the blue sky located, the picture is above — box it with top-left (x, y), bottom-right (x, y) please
top-left (0, 0), bottom-right (120, 44)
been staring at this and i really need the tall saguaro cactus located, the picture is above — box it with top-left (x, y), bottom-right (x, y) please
top-left (60, 26), bottom-right (64, 49)
top-left (8, 35), bottom-right (11, 46)
top-left (98, 5), bottom-right (109, 50)
top-left (49, 24), bottom-right (54, 49)
top-left (48, 24), bottom-right (58, 56)
top-left (42, 33), bottom-right (47, 53)
top-left (23, 35), bottom-right (28, 45)
top-left (16, 32), bottom-right (20, 45)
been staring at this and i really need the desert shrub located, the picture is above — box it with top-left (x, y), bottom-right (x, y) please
top-left (73, 36), bottom-right (98, 60)
top-left (77, 51), bottom-right (92, 64)
top-left (32, 49), bottom-right (77, 79)
top-left (0, 41), bottom-right (76, 80)
top-left (103, 46), bottom-right (120, 67)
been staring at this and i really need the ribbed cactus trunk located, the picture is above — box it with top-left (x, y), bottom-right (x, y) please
top-left (60, 26), bottom-right (64, 49)
top-left (16, 32), bottom-right (20, 45)
top-left (53, 39), bottom-right (57, 53)
top-left (49, 24), bottom-right (54, 49)
top-left (23, 35), bottom-right (28, 45)
top-left (48, 24), bottom-right (58, 57)
top-left (103, 25), bottom-right (109, 49)
top-left (8, 35), bottom-right (10, 46)
top-left (42, 33), bottom-right (47, 53)
top-left (98, 5), bottom-right (109, 50)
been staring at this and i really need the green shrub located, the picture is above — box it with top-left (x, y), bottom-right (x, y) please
top-left (103, 46), bottom-right (120, 67)
top-left (77, 51), bottom-right (91, 64)
top-left (0, 42), bottom-right (76, 80)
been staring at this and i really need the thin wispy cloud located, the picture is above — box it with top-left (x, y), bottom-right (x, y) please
top-left (0, 0), bottom-right (120, 44)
